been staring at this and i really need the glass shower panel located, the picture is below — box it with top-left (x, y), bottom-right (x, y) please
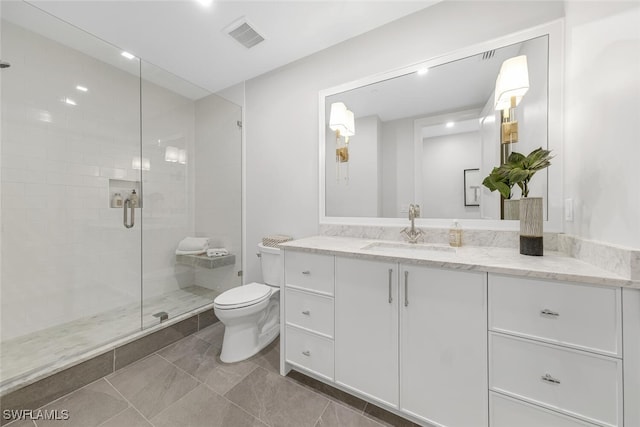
top-left (141, 62), bottom-right (243, 328)
top-left (0, 2), bottom-right (142, 386)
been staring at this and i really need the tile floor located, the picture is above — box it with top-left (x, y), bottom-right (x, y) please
top-left (5, 322), bottom-right (420, 427)
top-left (1, 286), bottom-right (218, 386)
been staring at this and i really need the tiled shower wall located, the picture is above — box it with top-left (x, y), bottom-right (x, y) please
top-left (0, 21), bottom-right (197, 340)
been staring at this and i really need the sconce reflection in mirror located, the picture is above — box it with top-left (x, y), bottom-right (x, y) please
top-left (494, 55), bottom-right (529, 148)
top-left (329, 102), bottom-right (355, 183)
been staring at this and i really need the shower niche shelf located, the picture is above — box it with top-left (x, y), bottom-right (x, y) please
top-left (176, 253), bottom-right (235, 269)
top-left (109, 179), bottom-right (142, 208)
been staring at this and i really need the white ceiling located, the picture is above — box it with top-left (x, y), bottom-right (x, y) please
top-left (23, 0), bottom-right (439, 93)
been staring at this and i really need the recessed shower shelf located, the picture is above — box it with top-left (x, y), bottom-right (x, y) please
top-left (175, 253), bottom-right (235, 269)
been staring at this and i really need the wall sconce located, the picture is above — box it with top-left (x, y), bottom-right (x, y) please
top-left (494, 55), bottom-right (529, 144)
top-left (329, 102), bottom-right (355, 182)
top-left (178, 149), bottom-right (187, 165)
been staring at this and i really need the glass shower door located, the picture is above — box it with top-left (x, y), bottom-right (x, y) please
top-left (0, 2), bottom-right (142, 386)
top-left (140, 62), bottom-right (243, 328)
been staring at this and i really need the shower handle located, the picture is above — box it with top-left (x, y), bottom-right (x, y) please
top-left (123, 199), bottom-right (135, 229)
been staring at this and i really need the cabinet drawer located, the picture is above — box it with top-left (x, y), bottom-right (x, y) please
top-left (285, 288), bottom-right (334, 338)
top-left (490, 393), bottom-right (597, 427)
top-left (285, 326), bottom-right (334, 380)
top-left (285, 251), bottom-right (334, 295)
top-left (489, 274), bottom-right (621, 356)
top-left (490, 333), bottom-right (622, 427)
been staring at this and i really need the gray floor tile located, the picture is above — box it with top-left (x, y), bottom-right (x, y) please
top-left (106, 354), bottom-right (199, 419)
top-left (316, 402), bottom-right (383, 427)
top-left (193, 322), bottom-right (224, 346)
top-left (158, 335), bottom-right (258, 395)
top-left (363, 403), bottom-right (420, 427)
top-left (249, 337), bottom-right (280, 374)
top-left (225, 367), bottom-right (330, 427)
top-left (151, 384), bottom-right (266, 427)
top-left (287, 370), bottom-right (367, 413)
top-left (36, 379), bottom-right (128, 427)
top-left (98, 408), bottom-right (151, 427)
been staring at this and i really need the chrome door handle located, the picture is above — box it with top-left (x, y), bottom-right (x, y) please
top-left (302, 310), bottom-right (310, 315)
top-left (302, 350), bottom-right (311, 356)
top-left (388, 269), bottom-right (393, 303)
top-left (541, 373), bottom-right (561, 384)
top-left (540, 309), bottom-right (559, 317)
top-left (404, 271), bottom-right (409, 307)
top-left (302, 271), bottom-right (310, 275)
top-left (123, 199), bottom-right (134, 229)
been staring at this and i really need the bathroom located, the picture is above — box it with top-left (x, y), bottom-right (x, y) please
top-left (1, 1), bottom-right (639, 426)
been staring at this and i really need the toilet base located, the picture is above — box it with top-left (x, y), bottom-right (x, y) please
top-left (219, 323), bottom-right (279, 363)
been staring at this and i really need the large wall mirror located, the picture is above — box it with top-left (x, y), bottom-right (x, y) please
top-left (319, 21), bottom-right (563, 231)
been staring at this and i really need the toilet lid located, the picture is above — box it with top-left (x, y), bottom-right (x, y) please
top-left (214, 282), bottom-right (272, 308)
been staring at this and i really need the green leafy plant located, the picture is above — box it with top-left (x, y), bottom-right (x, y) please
top-left (482, 147), bottom-right (553, 198)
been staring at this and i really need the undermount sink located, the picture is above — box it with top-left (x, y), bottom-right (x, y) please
top-left (361, 241), bottom-right (456, 254)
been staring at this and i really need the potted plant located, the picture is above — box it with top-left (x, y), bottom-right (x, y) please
top-left (482, 166), bottom-right (519, 219)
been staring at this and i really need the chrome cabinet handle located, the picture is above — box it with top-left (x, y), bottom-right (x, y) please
top-left (541, 373), bottom-right (561, 384)
top-left (123, 199), bottom-right (134, 229)
top-left (540, 309), bottom-right (559, 317)
top-left (302, 350), bottom-right (311, 356)
top-left (404, 271), bottom-right (409, 307)
top-left (302, 310), bottom-right (310, 315)
top-left (388, 269), bottom-right (393, 303)
top-left (302, 271), bottom-right (310, 275)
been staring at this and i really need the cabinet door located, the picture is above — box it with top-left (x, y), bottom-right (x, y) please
top-left (400, 265), bottom-right (488, 427)
top-left (335, 257), bottom-right (398, 407)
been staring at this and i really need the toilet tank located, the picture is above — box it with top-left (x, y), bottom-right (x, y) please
top-left (258, 243), bottom-right (281, 286)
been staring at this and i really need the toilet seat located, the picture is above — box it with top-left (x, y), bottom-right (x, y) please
top-left (214, 282), bottom-right (272, 310)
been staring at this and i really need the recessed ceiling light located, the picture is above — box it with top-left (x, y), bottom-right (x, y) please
top-left (195, 0), bottom-right (213, 6)
top-left (63, 98), bottom-right (77, 106)
top-left (446, 121), bottom-right (454, 128)
top-left (76, 85), bottom-right (88, 92)
top-left (417, 68), bottom-right (429, 76)
top-left (121, 51), bottom-right (135, 60)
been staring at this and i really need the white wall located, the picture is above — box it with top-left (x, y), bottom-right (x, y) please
top-left (325, 115), bottom-right (381, 217)
top-left (422, 131), bottom-right (482, 219)
top-left (194, 93), bottom-right (243, 294)
top-left (245, 1), bottom-right (565, 282)
top-left (563, 1), bottom-right (640, 249)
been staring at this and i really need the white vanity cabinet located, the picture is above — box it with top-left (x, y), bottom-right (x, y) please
top-left (400, 265), bottom-right (488, 427)
top-left (488, 274), bottom-right (625, 427)
top-left (334, 257), bottom-right (399, 407)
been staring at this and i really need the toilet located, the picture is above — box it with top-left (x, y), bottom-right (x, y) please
top-left (213, 243), bottom-right (281, 363)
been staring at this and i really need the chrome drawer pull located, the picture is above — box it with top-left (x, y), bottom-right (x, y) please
top-left (388, 269), bottom-right (393, 304)
top-left (541, 373), bottom-right (561, 384)
top-left (302, 350), bottom-right (311, 356)
top-left (302, 270), bottom-right (311, 275)
top-left (302, 310), bottom-right (310, 315)
top-left (540, 309), bottom-right (559, 317)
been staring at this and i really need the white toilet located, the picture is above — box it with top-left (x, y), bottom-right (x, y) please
top-left (213, 243), bottom-right (281, 363)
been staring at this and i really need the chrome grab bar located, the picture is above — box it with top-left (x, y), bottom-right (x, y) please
top-left (123, 199), bottom-right (135, 229)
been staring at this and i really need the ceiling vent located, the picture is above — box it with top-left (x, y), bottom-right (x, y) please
top-left (225, 19), bottom-right (265, 49)
top-left (481, 50), bottom-right (496, 60)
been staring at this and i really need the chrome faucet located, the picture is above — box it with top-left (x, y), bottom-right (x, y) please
top-left (401, 204), bottom-right (423, 244)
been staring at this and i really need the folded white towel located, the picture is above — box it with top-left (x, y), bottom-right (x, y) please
top-left (176, 249), bottom-right (207, 255)
top-left (207, 248), bottom-right (229, 257)
top-left (177, 237), bottom-right (209, 252)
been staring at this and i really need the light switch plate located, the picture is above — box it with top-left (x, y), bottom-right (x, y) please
top-left (564, 198), bottom-right (574, 221)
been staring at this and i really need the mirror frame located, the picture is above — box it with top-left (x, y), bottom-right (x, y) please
top-left (319, 19), bottom-right (564, 232)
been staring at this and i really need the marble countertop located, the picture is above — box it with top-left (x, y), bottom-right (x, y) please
top-left (280, 236), bottom-right (639, 289)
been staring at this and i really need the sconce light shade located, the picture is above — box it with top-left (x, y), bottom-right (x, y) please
top-left (494, 55), bottom-right (530, 111)
top-left (165, 146), bottom-right (179, 162)
top-left (329, 102), bottom-right (355, 137)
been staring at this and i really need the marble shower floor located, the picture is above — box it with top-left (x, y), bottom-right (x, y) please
top-left (0, 286), bottom-right (219, 387)
top-left (4, 323), bottom-right (415, 427)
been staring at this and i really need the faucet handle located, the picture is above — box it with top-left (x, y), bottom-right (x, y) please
top-left (414, 204), bottom-right (421, 217)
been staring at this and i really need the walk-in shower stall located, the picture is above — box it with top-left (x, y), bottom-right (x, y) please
top-left (0, 2), bottom-right (242, 391)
